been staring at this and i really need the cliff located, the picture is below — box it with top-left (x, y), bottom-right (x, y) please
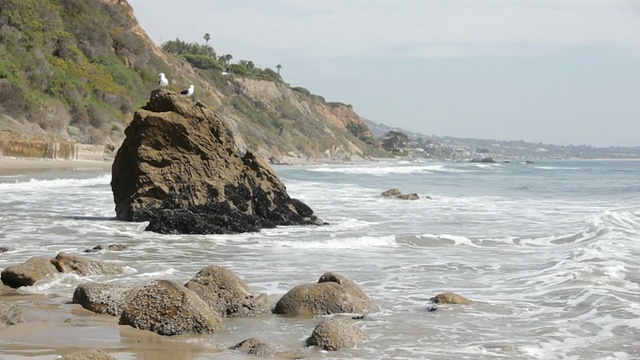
top-left (0, 0), bottom-right (381, 162)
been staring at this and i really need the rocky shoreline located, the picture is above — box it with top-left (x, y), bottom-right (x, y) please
top-left (0, 250), bottom-right (471, 358)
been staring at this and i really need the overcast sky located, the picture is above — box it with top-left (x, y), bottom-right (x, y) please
top-left (128, 0), bottom-right (640, 147)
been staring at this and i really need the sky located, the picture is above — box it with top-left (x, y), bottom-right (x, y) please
top-left (127, 0), bottom-right (640, 147)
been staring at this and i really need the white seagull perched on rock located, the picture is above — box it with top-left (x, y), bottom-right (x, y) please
top-left (179, 84), bottom-right (194, 97)
top-left (157, 72), bottom-right (169, 88)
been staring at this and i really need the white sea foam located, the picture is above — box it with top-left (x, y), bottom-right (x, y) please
top-left (133, 267), bottom-right (177, 278)
top-left (0, 174), bottom-right (111, 191)
top-left (1, 161), bottom-right (639, 359)
top-left (20, 272), bottom-right (83, 293)
top-left (305, 163), bottom-right (465, 176)
top-left (260, 235), bottom-right (397, 249)
top-left (535, 166), bottom-right (581, 170)
top-left (470, 162), bottom-right (503, 169)
top-left (417, 233), bottom-right (479, 246)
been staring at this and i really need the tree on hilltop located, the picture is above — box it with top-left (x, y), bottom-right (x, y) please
top-left (204, 33), bottom-right (211, 46)
top-left (381, 131), bottom-right (409, 151)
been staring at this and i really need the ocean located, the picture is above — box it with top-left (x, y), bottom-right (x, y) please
top-left (0, 159), bottom-right (639, 359)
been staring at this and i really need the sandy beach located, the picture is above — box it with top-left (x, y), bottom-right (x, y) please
top-left (0, 158), bottom-right (113, 176)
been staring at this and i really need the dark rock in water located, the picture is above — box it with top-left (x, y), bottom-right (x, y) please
top-left (111, 89), bottom-right (323, 234)
top-left (381, 188), bottom-right (420, 200)
top-left (430, 292), bottom-right (472, 305)
top-left (397, 193), bottom-right (419, 200)
top-left (470, 157), bottom-right (495, 163)
top-left (84, 244), bottom-right (128, 253)
top-left (381, 188), bottom-right (402, 197)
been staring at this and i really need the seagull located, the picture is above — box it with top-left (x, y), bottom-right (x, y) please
top-left (157, 73), bottom-right (169, 88)
top-left (179, 84), bottom-right (194, 97)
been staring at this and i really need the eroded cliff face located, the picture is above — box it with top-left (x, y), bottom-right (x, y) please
top-left (228, 78), bottom-right (374, 162)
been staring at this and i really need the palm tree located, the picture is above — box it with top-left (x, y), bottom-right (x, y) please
top-left (276, 64), bottom-right (282, 75)
top-left (221, 54), bottom-right (233, 66)
top-left (204, 33), bottom-right (211, 46)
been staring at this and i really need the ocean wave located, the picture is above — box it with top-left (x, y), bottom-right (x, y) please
top-left (590, 210), bottom-right (640, 233)
top-left (408, 233), bottom-right (479, 247)
top-left (259, 235), bottom-right (397, 249)
top-left (535, 166), bottom-right (581, 170)
top-left (306, 164), bottom-right (468, 176)
top-left (19, 272), bottom-right (84, 294)
top-left (470, 162), bottom-right (504, 168)
top-left (0, 173), bottom-right (111, 191)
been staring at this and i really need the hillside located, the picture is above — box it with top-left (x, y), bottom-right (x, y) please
top-left (0, 0), bottom-right (382, 162)
top-left (364, 119), bottom-right (640, 160)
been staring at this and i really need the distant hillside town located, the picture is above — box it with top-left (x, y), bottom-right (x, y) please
top-left (365, 119), bottom-right (640, 161)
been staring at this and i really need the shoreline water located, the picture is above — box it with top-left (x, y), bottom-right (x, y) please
top-left (2, 158), bottom-right (639, 359)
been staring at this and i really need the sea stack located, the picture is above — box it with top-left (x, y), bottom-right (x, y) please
top-left (111, 89), bottom-right (322, 234)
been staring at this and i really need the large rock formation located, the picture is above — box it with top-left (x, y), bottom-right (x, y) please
top-left (111, 90), bottom-right (323, 234)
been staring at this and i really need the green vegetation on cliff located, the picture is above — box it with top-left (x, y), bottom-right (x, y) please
top-left (0, 0), bottom-right (162, 144)
top-left (0, 0), bottom-right (382, 160)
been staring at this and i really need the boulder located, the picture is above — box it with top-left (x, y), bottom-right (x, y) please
top-left (84, 244), bottom-right (128, 253)
top-left (1, 257), bottom-right (59, 288)
top-left (111, 89), bottom-right (322, 234)
top-left (230, 338), bottom-right (276, 356)
top-left (381, 188), bottom-right (419, 200)
top-left (274, 272), bottom-right (374, 316)
top-left (60, 349), bottom-right (116, 360)
top-left (470, 157), bottom-right (495, 163)
top-left (50, 252), bottom-right (124, 276)
top-left (119, 280), bottom-right (222, 336)
top-left (305, 318), bottom-right (366, 351)
top-left (184, 265), bottom-right (268, 318)
top-left (318, 272), bottom-right (372, 305)
top-left (381, 188), bottom-right (402, 197)
top-left (397, 193), bottom-right (419, 200)
top-left (0, 302), bottom-right (24, 327)
top-left (72, 283), bottom-right (139, 316)
top-left (431, 292), bottom-right (472, 305)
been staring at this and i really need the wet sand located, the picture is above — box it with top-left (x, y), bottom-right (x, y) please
top-left (0, 291), bottom-right (245, 359)
top-left (0, 291), bottom-right (310, 359)
top-left (0, 158), bottom-right (113, 176)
